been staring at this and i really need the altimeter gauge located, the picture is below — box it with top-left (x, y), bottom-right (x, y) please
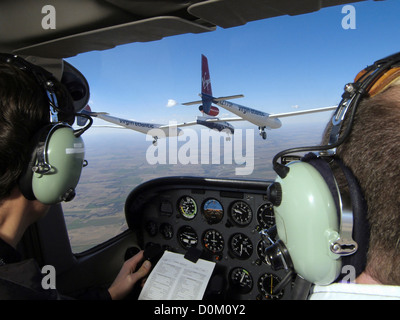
top-left (230, 201), bottom-right (253, 226)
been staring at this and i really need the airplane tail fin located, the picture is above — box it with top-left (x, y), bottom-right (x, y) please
top-left (182, 54), bottom-right (244, 115)
top-left (201, 54), bottom-right (212, 96)
top-left (201, 54), bottom-right (213, 114)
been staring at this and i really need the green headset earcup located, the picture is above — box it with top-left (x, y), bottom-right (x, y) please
top-left (273, 161), bottom-right (342, 285)
top-left (272, 153), bottom-right (369, 285)
top-left (19, 124), bottom-right (85, 204)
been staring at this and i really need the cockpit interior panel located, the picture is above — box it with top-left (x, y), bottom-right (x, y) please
top-left (125, 176), bottom-right (292, 300)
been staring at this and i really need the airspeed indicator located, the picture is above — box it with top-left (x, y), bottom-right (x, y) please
top-left (178, 196), bottom-right (197, 220)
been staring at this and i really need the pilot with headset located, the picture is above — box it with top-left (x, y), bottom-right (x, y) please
top-left (0, 54), bottom-right (151, 299)
top-left (265, 52), bottom-right (400, 299)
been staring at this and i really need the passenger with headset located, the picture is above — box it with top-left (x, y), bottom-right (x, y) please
top-left (0, 54), bottom-right (151, 299)
top-left (265, 52), bottom-right (400, 299)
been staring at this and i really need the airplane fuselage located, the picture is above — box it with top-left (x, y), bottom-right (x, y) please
top-left (197, 118), bottom-right (235, 134)
top-left (214, 99), bottom-right (282, 129)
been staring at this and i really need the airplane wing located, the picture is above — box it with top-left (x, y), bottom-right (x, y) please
top-left (92, 125), bottom-right (127, 129)
top-left (181, 100), bottom-right (202, 106)
top-left (198, 117), bottom-right (243, 122)
top-left (159, 121), bottom-right (198, 128)
top-left (182, 105), bottom-right (337, 124)
top-left (268, 106), bottom-right (337, 118)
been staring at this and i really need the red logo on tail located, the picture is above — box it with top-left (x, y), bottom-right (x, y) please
top-left (201, 54), bottom-right (212, 95)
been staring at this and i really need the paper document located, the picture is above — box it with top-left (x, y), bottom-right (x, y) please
top-left (138, 250), bottom-right (215, 300)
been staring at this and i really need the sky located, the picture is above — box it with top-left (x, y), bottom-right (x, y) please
top-left (66, 0), bottom-right (400, 131)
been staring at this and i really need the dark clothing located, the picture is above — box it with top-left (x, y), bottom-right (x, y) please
top-left (0, 237), bottom-right (110, 300)
top-left (0, 258), bottom-right (63, 299)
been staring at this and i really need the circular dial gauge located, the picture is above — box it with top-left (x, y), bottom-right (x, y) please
top-left (229, 267), bottom-right (253, 294)
top-left (229, 233), bottom-right (253, 260)
top-left (178, 196), bottom-right (197, 220)
top-left (230, 201), bottom-right (253, 226)
top-left (258, 273), bottom-right (284, 300)
top-left (202, 199), bottom-right (224, 224)
top-left (257, 203), bottom-right (275, 229)
top-left (202, 229), bottom-right (224, 254)
top-left (177, 225), bottom-right (198, 249)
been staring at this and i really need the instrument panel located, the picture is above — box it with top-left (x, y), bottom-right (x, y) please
top-left (125, 177), bottom-right (291, 300)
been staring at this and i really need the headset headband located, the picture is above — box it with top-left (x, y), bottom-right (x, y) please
top-left (0, 53), bottom-right (93, 136)
top-left (0, 54), bottom-right (61, 121)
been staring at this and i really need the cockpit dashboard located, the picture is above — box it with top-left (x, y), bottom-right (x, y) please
top-left (125, 176), bottom-right (292, 300)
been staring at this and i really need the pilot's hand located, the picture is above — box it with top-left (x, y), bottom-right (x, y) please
top-left (108, 250), bottom-right (151, 300)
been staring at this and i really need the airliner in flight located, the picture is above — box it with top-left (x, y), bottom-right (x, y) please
top-left (183, 55), bottom-right (337, 139)
top-left (79, 55), bottom-right (335, 143)
top-left (78, 105), bottom-right (235, 143)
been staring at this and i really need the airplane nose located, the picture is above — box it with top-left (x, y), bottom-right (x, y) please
top-left (275, 118), bottom-right (282, 128)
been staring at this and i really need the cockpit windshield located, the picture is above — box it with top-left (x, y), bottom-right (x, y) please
top-left (62, 0), bottom-right (400, 252)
